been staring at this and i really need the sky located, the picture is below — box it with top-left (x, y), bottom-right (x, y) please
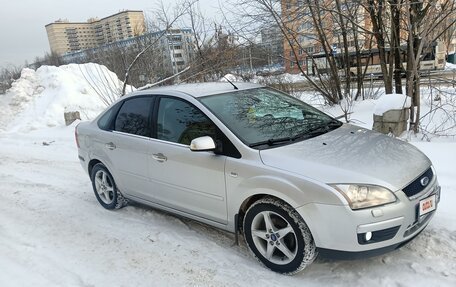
top-left (0, 0), bottom-right (221, 69)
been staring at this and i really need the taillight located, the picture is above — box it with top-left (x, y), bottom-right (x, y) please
top-left (75, 124), bottom-right (80, 148)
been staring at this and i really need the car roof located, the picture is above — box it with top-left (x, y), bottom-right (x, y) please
top-left (131, 81), bottom-right (264, 98)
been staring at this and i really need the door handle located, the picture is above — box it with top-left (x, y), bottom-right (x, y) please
top-left (105, 142), bottom-right (116, 150)
top-left (152, 153), bottom-right (167, 163)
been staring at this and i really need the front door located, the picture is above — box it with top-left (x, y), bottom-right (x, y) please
top-left (148, 97), bottom-right (228, 224)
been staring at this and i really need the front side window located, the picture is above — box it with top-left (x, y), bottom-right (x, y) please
top-left (157, 97), bottom-right (216, 145)
top-left (199, 88), bottom-right (341, 149)
top-left (114, 97), bottom-right (153, 137)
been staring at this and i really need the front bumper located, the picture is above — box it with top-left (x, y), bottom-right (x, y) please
top-left (317, 225), bottom-right (426, 260)
top-left (296, 179), bottom-right (440, 256)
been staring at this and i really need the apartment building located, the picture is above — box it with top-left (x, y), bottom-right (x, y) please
top-left (282, 0), bottom-right (456, 74)
top-left (281, 0), bottom-right (370, 74)
top-left (45, 10), bottom-right (146, 55)
top-left (61, 28), bottom-right (195, 75)
top-left (260, 24), bottom-right (284, 65)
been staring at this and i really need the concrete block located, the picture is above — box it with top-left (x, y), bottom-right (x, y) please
top-left (372, 108), bottom-right (409, 136)
top-left (64, 111), bottom-right (81, 126)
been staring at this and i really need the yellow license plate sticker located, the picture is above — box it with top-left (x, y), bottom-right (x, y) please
top-left (419, 194), bottom-right (436, 217)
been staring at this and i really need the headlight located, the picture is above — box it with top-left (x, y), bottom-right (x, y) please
top-left (330, 184), bottom-right (397, 210)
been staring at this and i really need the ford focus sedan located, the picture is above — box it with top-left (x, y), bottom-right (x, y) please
top-left (76, 82), bottom-right (440, 274)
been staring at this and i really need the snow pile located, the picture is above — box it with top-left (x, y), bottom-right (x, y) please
top-left (220, 73), bottom-right (243, 82)
top-left (252, 72), bottom-right (310, 84)
top-left (0, 63), bottom-right (131, 132)
top-left (281, 72), bottom-right (307, 82)
top-left (444, 61), bottom-right (456, 70)
top-left (373, 93), bottom-right (411, 116)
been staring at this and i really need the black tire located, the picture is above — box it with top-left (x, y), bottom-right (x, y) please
top-left (243, 197), bottom-right (317, 274)
top-left (90, 163), bottom-right (128, 210)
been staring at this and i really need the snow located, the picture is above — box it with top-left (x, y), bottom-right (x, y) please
top-left (1, 65), bottom-right (455, 286)
top-left (445, 62), bottom-right (456, 70)
top-left (221, 73), bottom-right (243, 82)
top-left (373, 93), bottom-right (412, 116)
top-left (280, 73), bottom-right (308, 83)
top-left (0, 63), bottom-right (131, 133)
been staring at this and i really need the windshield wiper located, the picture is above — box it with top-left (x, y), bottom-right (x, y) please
top-left (292, 119), bottom-right (342, 141)
top-left (248, 136), bottom-right (294, 148)
top-left (249, 119), bottom-right (342, 148)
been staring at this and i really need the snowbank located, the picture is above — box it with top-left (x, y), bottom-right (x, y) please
top-left (281, 72), bottom-right (307, 82)
top-left (444, 62), bottom-right (456, 70)
top-left (0, 63), bottom-right (132, 132)
top-left (220, 73), bottom-right (243, 82)
top-left (373, 93), bottom-right (411, 116)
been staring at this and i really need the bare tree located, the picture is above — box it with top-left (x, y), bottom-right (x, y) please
top-left (120, 0), bottom-right (196, 95)
top-left (176, 0), bottom-right (255, 82)
top-left (403, 0), bottom-right (456, 132)
top-left (78, 64), bottom-right (125, 107)
top-left (365, 0), bottom-right (394, 93)
top-left (0, 64), bottom-right (23, 93)
top-left (229, 0), bottom-right (371, 109)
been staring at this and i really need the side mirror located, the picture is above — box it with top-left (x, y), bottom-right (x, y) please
top-left (190, 136), bottom-right (216, 152)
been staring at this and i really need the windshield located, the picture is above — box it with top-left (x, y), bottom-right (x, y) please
top-left (199, 87), bottom-right (341, 149)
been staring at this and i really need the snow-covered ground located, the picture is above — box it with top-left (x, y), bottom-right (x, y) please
top-left (0, 64), bottom-right (455, 286)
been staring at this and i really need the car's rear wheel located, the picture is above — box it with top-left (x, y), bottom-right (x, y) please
top-left (243, 197), bottom-right (317, 274)
top-left (91, 163), bottom-right (127, 209)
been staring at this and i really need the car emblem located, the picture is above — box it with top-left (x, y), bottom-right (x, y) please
top-left (420, 176), bottom-right (430, 187)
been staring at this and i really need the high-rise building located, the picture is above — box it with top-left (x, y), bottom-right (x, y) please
top-left (45, 10), bottom-right (146, 55)
top-left (61, 28), bottom-right (195, 76)
top-left (260, 24), bottom-right (284, 65)
top-left (281, 0), bottom-right (370, 74)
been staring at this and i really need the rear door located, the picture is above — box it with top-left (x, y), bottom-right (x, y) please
top-left (103, 96), bottom-right (154, 198)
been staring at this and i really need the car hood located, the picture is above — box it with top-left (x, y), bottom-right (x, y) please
top-left (259, 124), bottom-right (431, 191)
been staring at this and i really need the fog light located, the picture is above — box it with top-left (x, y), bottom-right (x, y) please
top-left (365, 232), bottom-right (373, 241)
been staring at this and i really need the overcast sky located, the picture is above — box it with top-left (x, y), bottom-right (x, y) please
top-left (0, 0), bottom-right (221, 69)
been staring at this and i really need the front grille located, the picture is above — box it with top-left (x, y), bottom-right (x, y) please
top-left (402, 167), bottom-right (433, 198)
top-left (358, 226), bottom-right (401, 245)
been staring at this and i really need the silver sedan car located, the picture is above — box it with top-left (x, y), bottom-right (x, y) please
top-left (76, 82), bottom-right (440, 274)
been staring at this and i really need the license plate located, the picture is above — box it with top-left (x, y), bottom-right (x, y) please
top-left (419, 194), bottom-right (436, 217)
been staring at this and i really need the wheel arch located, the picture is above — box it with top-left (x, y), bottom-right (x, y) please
top-left (237, 194), bottom-right (298, 234)
top-left (88, 159), bottom-right (103, 177)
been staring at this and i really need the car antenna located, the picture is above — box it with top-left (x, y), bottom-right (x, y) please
top-left (223, 76), bottom-right (238, 90)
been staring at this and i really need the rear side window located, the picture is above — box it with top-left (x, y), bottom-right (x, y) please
top-left (114, 97), bottom-right (153, 137)
top-left (98, 102), bottom-right (121, 130)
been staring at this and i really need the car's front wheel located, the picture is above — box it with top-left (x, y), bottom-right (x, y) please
top-left (91, 163), bottom-right (127, 209)
top-left (243, 197), bottom-right (317, 274)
